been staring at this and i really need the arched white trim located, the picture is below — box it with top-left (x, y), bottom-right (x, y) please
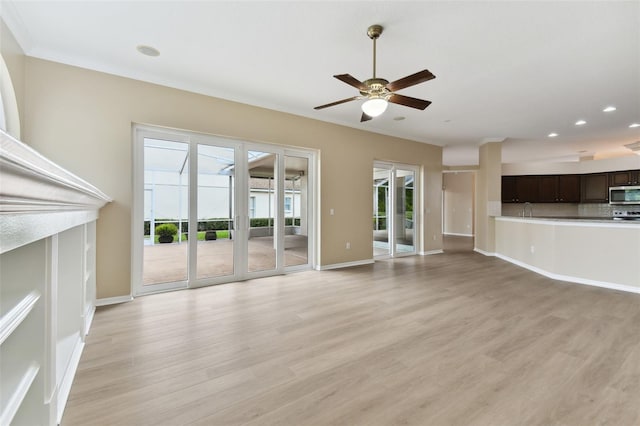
top-left (0, 53), bottom-right (20, 139)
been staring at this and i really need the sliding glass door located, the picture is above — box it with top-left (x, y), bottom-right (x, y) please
top-left (133, 127), bottom-right (315, 295)
top-left (373, 162), bottom-right (418, 258)
top-left (196, 143), bottom-right (236, 280)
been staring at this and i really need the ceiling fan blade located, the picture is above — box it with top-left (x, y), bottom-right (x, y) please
top-left (386, 69), bottom-right (435, 92)
top-left (334, 74), bottom-right (366, 91)
top-left (314, 96), bottom-right (360, 110)
top-left (360, 112), bottom-right (373, 122)
top-left (388, 93), bottom-right (432, 110)
top-left (389, 93), bottom-right (431, 109)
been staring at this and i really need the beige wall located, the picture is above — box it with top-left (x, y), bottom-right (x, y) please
top-left (443, 171), bottom-right (474, 236)
top-left (475, 142), bottom-right (501, 253)
top-left (502, 155), bottom-right (640, 175)
top-left (15, 56), bottom-right (442, 299)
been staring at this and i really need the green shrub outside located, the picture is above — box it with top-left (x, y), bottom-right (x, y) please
top-left (155, 223), bottom-right (178, 237)
top-left (146, 218), bottom-right (301, 237)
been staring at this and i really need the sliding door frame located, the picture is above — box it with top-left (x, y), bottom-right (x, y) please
top-left (373, 161), bottom-right (420, 259)
top-left (132, 125), bottom-right (316, 296)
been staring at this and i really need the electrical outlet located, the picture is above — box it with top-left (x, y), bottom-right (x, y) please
top-left (530, 245), bottom-right (535, 253)
top-left (346, 242), bottom-right (351, 249)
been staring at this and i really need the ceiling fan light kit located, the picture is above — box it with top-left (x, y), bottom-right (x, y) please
top-left (314, 24), bottom-right (435, 122)
top-left (362, 98), bottom-right (388, 117)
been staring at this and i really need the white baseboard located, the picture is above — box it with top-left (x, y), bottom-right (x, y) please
top-left (420, 249), bottom-right (444, 256)
top-left (473, 247), bottom-right (495, 256)
top-left (495, 253), bottom-right (640, 295)
top-left (83, 305), bottom-right (95, 336)
top-left (95, 295), bottom-right (133, 306)
top-left (317, 259), bottom-right (375, 271)
top-left (443, 232), bottom-right (474, 237)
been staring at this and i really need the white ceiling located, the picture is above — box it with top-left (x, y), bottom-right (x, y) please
top-left (2, 1), bottom-right (639, 166)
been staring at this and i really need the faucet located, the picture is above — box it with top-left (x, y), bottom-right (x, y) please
top-left (522, 202), bottom-right (533, 217)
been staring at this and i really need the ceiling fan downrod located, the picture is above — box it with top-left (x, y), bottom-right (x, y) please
top-left (367, 25), bottom-right (383, 79)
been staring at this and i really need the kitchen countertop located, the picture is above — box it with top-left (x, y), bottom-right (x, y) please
top-left (499, 215), bottom-right (640, 224)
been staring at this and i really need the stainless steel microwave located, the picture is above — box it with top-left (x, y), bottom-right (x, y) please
top-left (609, 185), bottom-right (640, 204)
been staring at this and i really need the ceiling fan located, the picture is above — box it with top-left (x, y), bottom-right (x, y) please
top-left (314, 24), bottom-right (436, 122)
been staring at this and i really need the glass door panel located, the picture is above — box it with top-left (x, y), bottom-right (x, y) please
top-left (142, 138), bottom-right (189, 286)
top-left (247, 150), bottom-right (277, 273)
top-left (395, 169), bottom-right (416, 254)
top-left (284, 155), bottom-right (309, 267)
top-left (373, 167), bottom-right (391, 257)
top-left (196, 144), bottom-right (236, 280)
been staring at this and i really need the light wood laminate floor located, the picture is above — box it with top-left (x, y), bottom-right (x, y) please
top-left (63, 245), bottom-right (640, 425)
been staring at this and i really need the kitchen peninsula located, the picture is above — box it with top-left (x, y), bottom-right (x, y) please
top-left (495, 216), bottom-right (640, 293)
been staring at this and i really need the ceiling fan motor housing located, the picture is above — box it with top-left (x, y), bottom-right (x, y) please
top-left (360, 78), bottom-right (390, 98)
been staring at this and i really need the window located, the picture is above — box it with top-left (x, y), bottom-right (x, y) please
top-left (284, 196), bottom-right (292, 213)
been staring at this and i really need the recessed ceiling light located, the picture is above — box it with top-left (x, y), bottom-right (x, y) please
top-left (548, 132), bottom-right (558, 137)
top-left (575, 120), bottom-right (587, 126)
top-left (603, 106), bottom-right (616, 112)
top-left (630, 123), bottom-right (640, 128)
top-left (136, 45), bottom-right (160, 57)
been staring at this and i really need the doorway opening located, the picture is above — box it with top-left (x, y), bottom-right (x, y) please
top-left (442, 171), bottom-right (475, 253)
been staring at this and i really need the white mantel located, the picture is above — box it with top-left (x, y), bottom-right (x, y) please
top-left (1, 129), bottom-right (111, 253)
top-left (0, 129), bottom-right (111, 425)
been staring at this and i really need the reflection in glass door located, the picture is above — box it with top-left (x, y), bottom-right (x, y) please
top-left (373, 167), bottom-right (391, 257)
top-left (247, 150), bottom-right (278, 273)
top-left (284, 155), bottom-right (309, 267)
top-left (394, 168), bottom-right (416, 254)
top-left (373, 162), bottom-right (418, 258)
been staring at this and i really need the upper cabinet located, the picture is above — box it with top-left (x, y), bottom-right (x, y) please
top-left (502, 174), bottom-right (580, 203)
top-left (609, 170), bottom-right (640, 186)
top-left (556, 175), bottom-right (581, 202)
top-left (502, 170), bottom-right (639, 204)
top-left (502, 176), bottom-right (518, 202)
top-left (580, 173), bottom-right (609, 203)
top-left (537, 175), bottom-right (580, 203)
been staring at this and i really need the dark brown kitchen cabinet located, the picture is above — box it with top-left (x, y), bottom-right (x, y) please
top-left (502, 175), bottom-right (537, 202)
top-left (581, 173), bottom-right (609, 203)
top-left (557, 175), bottom-right (580, 202)
top-left (538, 176), bottom-right (558, 202)
top-left (502, 176), bottom-right (518, 202)
top-left (609, 170), bottom-right (640, 186)
top-left (516, 176), bottom-right (539, 202)
top-left (536, 175), bottom-right (580, 203)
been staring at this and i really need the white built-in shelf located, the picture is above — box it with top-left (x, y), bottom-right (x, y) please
top-left (0, 128), bottom-right (111, 425)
